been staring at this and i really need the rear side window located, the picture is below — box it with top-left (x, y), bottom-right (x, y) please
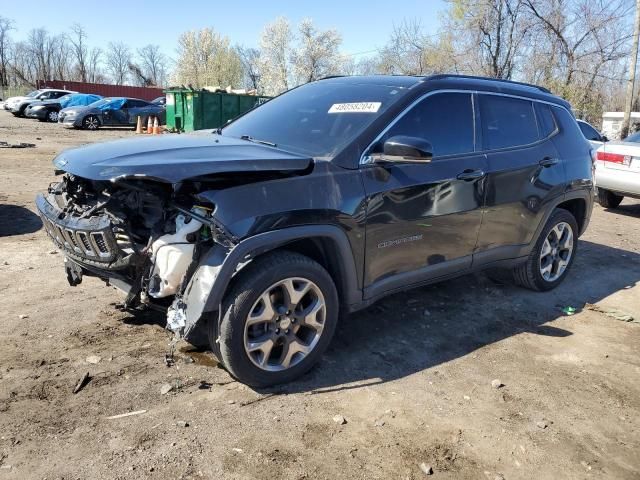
top-left (479, 95), bottom-right (538, 150)
top-left (383, 92), bottom-right (475, 157)
top-left (535, 103), bottom-right (557, 138)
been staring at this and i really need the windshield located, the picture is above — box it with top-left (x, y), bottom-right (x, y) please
top-left (624, 131), bottom-right (640, 143)
top-left (222, 81), bottom-right (408, 157)
top-left (26, 90), bottom-right (40, 97)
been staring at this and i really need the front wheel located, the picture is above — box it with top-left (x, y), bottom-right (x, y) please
top-left (210, 251), bottom-right (339, 387)
top-left (82, 115), bottom-right (100, 130)
top-left (597, 189), bottom-right (623, 209)
top-left (512, 208), bottom-right (578, 291)
top-left (46, 109), bottom-right (59, 123)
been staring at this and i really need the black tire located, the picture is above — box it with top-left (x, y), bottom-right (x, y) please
top-left (209, 250), bottom-right (339, 387)
top-left (512, 208), bottom-right (579, 291)
top-left (45, 109), bottom-right (59, 123)
top-left (597, 188), bottom-right (623, 209)
top-left (82, 115), bottom-right (100, 130)
top-left (184, 318), bottom-right (211, 350)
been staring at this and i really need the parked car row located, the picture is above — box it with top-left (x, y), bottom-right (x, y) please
top-left (578, 119), bottom-right (640, 208)
top-left (26, 93), bottom-right (102, 123)
top-left (3, 88), bottom-right (166, 130)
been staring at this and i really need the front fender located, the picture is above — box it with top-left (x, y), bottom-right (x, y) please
top-left (180, 225), bottom-right (361, 336)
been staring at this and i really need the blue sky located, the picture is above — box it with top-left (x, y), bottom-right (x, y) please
top-left (2, 0), bottom-right (446, 60)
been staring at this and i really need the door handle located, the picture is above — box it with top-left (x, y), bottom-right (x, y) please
top-left (456, 169), bottom-right (485, 181)
top-left (539, 157), bottom-right (559, 167)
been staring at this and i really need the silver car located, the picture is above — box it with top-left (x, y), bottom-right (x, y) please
top-left (595, 131), bottom-right (640, 208)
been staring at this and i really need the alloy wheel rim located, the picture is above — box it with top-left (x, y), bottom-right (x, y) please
top-left (48, 111), bottom-right (58, 122)
top-left (243, 277), bottom-right (326, 372)
top-left (539, 221), bottom-right (574, 282)
top-left (86, 117), bottom-right (98, 129)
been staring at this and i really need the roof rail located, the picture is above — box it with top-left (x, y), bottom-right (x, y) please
top-left (426, 74), bottom-right (551, 94)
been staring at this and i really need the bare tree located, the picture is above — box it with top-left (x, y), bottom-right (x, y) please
top-left (0, 16), bottom-right (13, 87)
top-left (87, 47), bottom-right (103, 83)
top-left (446, 0), bottom-right (532, 79)
top-left (379, 20), bottom-right (431, 74)
top-left (106, 42), bottom-right (131, 85)
top-left (378, 19), bottom-right (460, 75)
top-left (237, 46), bottom-right (261, 90)
top-left (523, 0), bottom-right (633, 85)
top-left (137, 44), bottom-right (168, 86)
top-left (50, 34), bottom-right (72, 81)
top-left (68, 24), bottom-right (88, 81)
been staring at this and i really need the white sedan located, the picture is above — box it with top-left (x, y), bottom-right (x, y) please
top-left (595, 131), bottom-right (640, 208)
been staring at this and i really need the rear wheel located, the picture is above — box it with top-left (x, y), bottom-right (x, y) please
top-left (83, 115), bottom-right (100, 130)
top-left (512, 208), bottom-right (578, 291)
top-left (597, 188), bottom-right (623, 209)
top-left (210, 250), bottom-right (339, 387)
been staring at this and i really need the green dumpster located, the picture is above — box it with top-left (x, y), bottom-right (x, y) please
top-left (164, 89), bottom-right (271, 132)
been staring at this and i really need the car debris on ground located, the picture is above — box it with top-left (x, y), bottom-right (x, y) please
top-left (0, 141), bottom-right (35, 148)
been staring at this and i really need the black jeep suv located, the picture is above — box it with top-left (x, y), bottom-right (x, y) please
top-left (36, 75), bottom-right (593, 386)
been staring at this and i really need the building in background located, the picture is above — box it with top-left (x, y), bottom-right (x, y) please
top-left (602, 112), bottom-right (640, 139)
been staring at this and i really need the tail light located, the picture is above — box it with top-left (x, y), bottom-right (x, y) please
top-left (596, 151), bottom-right (625, 163)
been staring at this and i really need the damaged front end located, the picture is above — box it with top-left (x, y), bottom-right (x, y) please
top-left (36, 173), bottom-right (237, 337)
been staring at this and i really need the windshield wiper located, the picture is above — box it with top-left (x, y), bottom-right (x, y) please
top-left (239, 135), bottom-right (277, 147)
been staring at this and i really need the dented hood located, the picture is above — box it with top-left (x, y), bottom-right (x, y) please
top-left (52, 133), bottom-right (312, 183)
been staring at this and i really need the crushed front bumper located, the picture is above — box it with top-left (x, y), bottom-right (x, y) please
top-left (35, 193), bottom-right (132, 270)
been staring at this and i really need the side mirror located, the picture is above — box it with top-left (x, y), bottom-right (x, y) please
top-left (601, 135), bottom-right (608, 142)
top-left (369, 135), bottom-right (433, 164)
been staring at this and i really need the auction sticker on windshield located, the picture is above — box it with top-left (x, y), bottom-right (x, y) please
top-left (328, 102), bottom-right (382, 113)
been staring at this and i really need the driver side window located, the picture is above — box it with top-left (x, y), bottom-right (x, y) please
top-left (381, 92), bottom-right (475, 158)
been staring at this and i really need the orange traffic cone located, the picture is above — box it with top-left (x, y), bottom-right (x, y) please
top-left (135, 116), bottom-right (143, 134)
top-left (146, 116), bottom-right (153, 134)
top-left (152, 116), bottom-right (159, 135)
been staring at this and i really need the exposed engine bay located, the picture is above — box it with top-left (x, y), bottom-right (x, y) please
top-left (36, 173), bottom-right (237, 336)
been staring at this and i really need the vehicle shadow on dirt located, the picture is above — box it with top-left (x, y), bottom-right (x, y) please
top-left (0, 204), bottom-right (42, 236)
top-left (604, 202), bottom-right (640, 219)
top-left (116, 239), bottom-right (639, 394)
top-left (268, 239), bottom-right (640, 395)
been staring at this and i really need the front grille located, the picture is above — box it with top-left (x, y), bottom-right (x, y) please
top-left (36, 193), bottom-right (119, 263)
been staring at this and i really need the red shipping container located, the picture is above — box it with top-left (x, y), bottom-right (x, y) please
top-left (36, 80), bottom-right (164, 102)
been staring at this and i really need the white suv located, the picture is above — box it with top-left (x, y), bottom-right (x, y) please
top-left (7, 89), bottom-right (75, 117)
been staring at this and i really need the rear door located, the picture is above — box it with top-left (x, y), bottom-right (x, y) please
top-left (475, 94), bottom-right (565, 257)
top-left (361, 91), bottom-right (488, 297)
top-left (127, 100), bottom-right (151, 125)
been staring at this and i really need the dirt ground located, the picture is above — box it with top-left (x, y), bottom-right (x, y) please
top-left (1, 112), bottom-right (639, 480)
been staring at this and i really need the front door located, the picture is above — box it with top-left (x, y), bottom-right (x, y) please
top-left (361, 91), bottom-right (488, 298)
